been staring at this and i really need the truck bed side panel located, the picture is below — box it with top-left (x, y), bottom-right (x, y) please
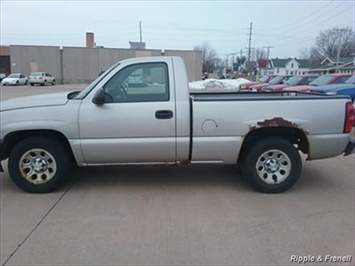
top-left (191, 96), bottom-right (350, 162)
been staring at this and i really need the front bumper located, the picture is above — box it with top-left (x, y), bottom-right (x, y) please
top-left (343, 137), bottom-right (355, 156)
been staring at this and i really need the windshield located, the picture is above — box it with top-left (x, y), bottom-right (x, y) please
top-left (30, 72), bottom-right (42, 76)
top-left (8, 74), bottom-right (20, 78)
top-left (309, 75), bottom-right (333, 86)
top-left (285, 76), bottom-right (303, 86)
top-left (259, 76), bottom-right (269, 83)
top-left (269, 76), bottom-right (285, 85)
top-left (345, 75), bottom-right (355, 84)
top-left (74, 63), bottom-right (120, 99)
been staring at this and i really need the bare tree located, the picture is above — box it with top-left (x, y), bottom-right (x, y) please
top-left (252, 48), bottom-right (267, 61)
top-left (193, 42), bottom-right (219, 73)
top-left (298, 48), bottom-right (310, 60)
top-left (311, 27), bottom-right (354, 60)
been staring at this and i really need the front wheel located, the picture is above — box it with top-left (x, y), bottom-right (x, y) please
top-left (242, 138), bottom-right (302, 193)
top-left (8, 137), bottom-right (72, 193)
top-left (52, 80), bottom-right (56, 85)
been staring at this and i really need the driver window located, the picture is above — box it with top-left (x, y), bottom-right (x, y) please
top-left (103, 62), bottom-right (169, 103)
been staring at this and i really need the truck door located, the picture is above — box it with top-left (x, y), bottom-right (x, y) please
top-left (78, 62), bottom-right (176, 164)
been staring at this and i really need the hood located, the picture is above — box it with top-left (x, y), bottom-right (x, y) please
top-left (263, 84), bottom-right (289, 91)
top-left (250, 83), bottom-right (268, 89)
top-left (310, 84), bottom-right (355, 92)
top-left (1, 92), bottom-right (70, 111)
top-left (240, 81), bottom-right (259, 88)
top-left (283, 85), bottom-right (312, 92)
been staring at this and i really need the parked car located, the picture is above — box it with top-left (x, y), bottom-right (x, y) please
top-left (1, 56), bottom-right (354, 194)
top-left (283, 73), bottom-right (352, 93)
top-left (239, 74), bottom-right (277, 90)
top-left (29, 72), bottom-right (56, 86)
top-left (249, 75), bottom-right (293, 92)
top-left (309, 75), bottom-right (355, 101)
top-left (126, 73), bottom-right (146, 87)
top-left (1, 73), bottom-right (28, 86)
top-left (262, 75), bottom-right (319, 92)
top-left (202, 72), bottom-right (209, 80)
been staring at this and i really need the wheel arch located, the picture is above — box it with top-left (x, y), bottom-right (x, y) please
top-left (238, 126), bottom-right (309, 165)
top-left (1, 130), bottom-right (76, 163)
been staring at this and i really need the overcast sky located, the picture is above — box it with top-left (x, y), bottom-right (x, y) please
top-left (1, 0), bottom-right (354, 60)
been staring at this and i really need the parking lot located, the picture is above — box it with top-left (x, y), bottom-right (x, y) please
top-left (1, 85), bottom-right (354, 265)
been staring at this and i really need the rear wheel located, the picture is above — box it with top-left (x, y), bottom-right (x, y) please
top-left (30, 83), bottom-right (34, 86)
top-left (8, 137), bottom-right (72, 193)
top-left (242, 138), bottom-right (302, 193)
top-left (52, 79), bottom-right (56, 85)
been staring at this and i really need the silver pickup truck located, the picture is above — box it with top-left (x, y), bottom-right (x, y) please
top-left (1, 56), bottom-right (354, 193)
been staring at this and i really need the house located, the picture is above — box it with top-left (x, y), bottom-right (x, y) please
top-left (259, 58), bottom-right (310, 76)
top-left (309, 57), bottom-right (354, 74)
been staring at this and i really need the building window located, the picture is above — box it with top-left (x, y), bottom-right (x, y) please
top-left (286, 70), bottom-right (289, 75)
top-left (277, 68), bottom-right (280, 73)
top-left (290, 71), bottom-right (293, 75)
top-left (291, 63), bottom-right (294, 68)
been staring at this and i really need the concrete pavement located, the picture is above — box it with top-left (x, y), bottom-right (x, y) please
top-left (1, 155), bottom-right (354, 265)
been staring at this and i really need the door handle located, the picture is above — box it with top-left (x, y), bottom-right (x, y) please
top-left (155, 110), bottom-right (173, 119)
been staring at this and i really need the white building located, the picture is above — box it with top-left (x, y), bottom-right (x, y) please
top-left (265, 58), bottom-right (310, 75)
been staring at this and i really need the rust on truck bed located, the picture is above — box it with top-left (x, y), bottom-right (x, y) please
top-left (249, 117), bottom-right (309, 134)
top-left (257, 117), bottom-right (298, 127)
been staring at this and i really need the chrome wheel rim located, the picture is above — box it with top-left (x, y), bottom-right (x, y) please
top-left (19, 149), bottom-right (57, 184)
top-left (256, 149), bottom-right (291, 184)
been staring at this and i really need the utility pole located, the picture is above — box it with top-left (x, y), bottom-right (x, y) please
top-left (333, 28), bottom-right (351, 73)
top-left (263, 46), bottom-right (273, 61)
top-left (139, 21), bottom-right (142, 43)
top-left (263, 46), bottom-right (273, 74)
top-left (247, 22), bottom-right (253, 64)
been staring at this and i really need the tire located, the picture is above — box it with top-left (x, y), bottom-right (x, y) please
top-left (30, 83), bottom-right (34, 86)
top-left (52, 79), bottom-right (56, 85)
top-left (16, 81), bottom-right (19, 85)
top-left (242, 138), bottom-right (302, 193)
top-left (8, 137), bottom-right (72, 193)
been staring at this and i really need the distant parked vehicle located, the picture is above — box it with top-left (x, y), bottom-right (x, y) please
top-left (310, 75), bottom-right (355, 102)
top-left (202, 72), bottom-right (209, 80)
top-left (262, 75), bottom-right (319, 92)
top-left (1, 73), bottom-right (28, 86)
top-left (29, 72), bottom-right (56, 86)
top-left (239, 74), bottom-right (277, 90)
top-left (283, 73), bottom-right (352, 92)
top-left (249, 75), bottom-right (293, 92)
top-left (126, 73), bottom-right (146, 87)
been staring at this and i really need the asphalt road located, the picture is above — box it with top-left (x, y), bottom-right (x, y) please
top-left (1, 85), bottom-right (354, 265)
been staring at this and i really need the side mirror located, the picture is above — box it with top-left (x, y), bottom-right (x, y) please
top-left (92, 88), bottom-right (106, 105)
